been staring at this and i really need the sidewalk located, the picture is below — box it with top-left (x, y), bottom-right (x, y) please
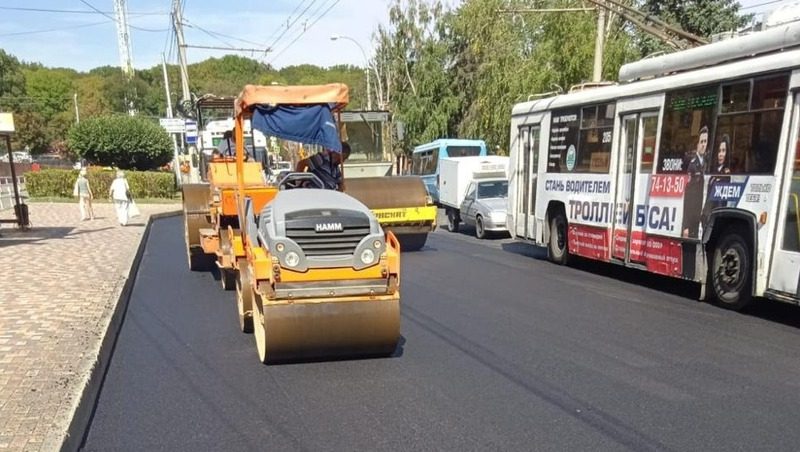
top-left (0, 202), bottom-right (181, 451)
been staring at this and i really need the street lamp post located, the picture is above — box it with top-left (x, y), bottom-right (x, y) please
top-left (330, 34), bottom-right (383, 110)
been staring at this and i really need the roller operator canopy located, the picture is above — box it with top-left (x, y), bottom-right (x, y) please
top-left (235, 83), bottom-right (349, 153)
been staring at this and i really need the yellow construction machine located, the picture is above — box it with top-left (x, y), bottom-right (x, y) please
top-left (182, 96), bottom-right (278, 290)
top-left (338, 111), bottom-right (437, 251)
top-left (184, 83), bottom-right (401, 363)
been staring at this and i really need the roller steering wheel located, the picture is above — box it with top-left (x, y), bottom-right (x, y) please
top-left (278, 172), bottom-right (325, 190)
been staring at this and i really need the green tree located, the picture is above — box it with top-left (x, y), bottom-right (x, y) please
top-left (10, 110), bottom-right (48, 153)
top-left (374, 0), bottom-right (459, 153)
top-left (24, 68), bottom-right (75, 120)
top-left (0, 49), bottom-right (26, 102)
top-left (75, 75), bottom-right (114, 118)
top-left (636, 0), bottom-right (752, 56)
top-left (67, 115), bottom-right (173, 170)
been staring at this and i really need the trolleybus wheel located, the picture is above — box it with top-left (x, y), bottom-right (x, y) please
top-left (709, 227), bottom-right (753, 311)
top-left (548, 212), bottom-right (569, 265)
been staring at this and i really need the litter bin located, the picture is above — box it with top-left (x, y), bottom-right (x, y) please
top-left (14, 202), bottom-right (30, 228)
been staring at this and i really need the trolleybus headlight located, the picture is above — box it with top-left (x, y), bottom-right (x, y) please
top-left (285, 251), bottom-right (300, 268)
top-left (360, 249), bottom-right (375, 265)
top-left (276, 242), bottom-right (285, 252)
top-left (373, 239), bottom-right (382, 249)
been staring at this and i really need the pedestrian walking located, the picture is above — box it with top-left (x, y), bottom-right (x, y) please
top-left (109, 170), bottom-right (131, 226)
top-left (73, 168), bottom-right (94, 221)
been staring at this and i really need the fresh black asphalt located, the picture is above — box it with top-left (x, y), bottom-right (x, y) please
top-left (82, 216), bottom-right (800, 451)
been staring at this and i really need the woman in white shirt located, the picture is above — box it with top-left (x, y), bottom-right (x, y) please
top-left (109, 170), bottom-right (131, 226)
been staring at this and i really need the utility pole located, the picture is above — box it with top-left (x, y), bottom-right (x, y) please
top-left (592, 8), bottom-right (606, 82)
top-left (172, 0), bottom-right (192, 108)
top-left (161, 54), bottom-right (174, 118)
top-left (73, 93), bottom-right (80, 124)
top-left (113, 0), bottom-right (136, 116)
top-left (162, 53), bottom-right (182, 186)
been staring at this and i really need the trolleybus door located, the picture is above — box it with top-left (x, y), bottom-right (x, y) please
top-left (769, 92), bottom-right (800, 297)
top-left (612, 113), bottom-right (658, 265)
top-left (515, 125), bottom-right (539, 239)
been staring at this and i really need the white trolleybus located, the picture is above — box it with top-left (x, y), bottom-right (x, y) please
top-left (508, 21), bottom-right (800, 310)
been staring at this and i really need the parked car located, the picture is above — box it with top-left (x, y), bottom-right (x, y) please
top-left (33, 154), bottom-right (74, 169)
top-left (0, 151), bottom-right (31, 163)
top-left (459, 179), bottom-right (509, 239)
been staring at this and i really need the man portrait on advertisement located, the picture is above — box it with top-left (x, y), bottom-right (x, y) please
top-left (682, 125), bottom-right (708, 238)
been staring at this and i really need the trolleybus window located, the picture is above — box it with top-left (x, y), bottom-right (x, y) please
top-left (714, 74), bottom-right (788, 175)
top-left (641, 115), bottom-right (658, 173)
top-left (547, 103), bottom-right (614, 173)
top-left (657, 84), bottom-right (718, 174)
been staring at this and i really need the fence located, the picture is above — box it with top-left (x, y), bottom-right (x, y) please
top-left (0, 176), bottom-right (28, 211)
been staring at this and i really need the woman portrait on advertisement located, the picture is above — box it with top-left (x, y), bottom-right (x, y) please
top-left (701, 133), bottom-right (734, 238)
top-left (713, 134), bottom-right (732, 175)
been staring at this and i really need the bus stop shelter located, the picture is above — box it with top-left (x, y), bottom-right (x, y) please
top-left (0, 113), bottom-right (30, 231)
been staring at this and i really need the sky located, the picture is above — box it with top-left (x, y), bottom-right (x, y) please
top-left (0, 0), bottom-right (795, 73)
top-left (0, 0), bottom-right (396, 71)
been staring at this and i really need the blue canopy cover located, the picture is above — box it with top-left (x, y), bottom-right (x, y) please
top-left (251, 104), bottom-right (341, 153)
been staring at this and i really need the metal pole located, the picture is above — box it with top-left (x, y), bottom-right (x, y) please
top-left (593, 8), bottom-right (606, 82)
top-left (160, 53), bottom-right (182, 186)
top-left (366, 68), bottom-right (372, 110)
top-left (4, 135), bottom-right (23, 227)
top-left (73, 93), bottom-right (80, 124)
top-left (161, 53), bottom-right (174, 118)
top-left (338, 36), bottom-right (375, 110)
top-left (172, 0), bottom-right (191, 104)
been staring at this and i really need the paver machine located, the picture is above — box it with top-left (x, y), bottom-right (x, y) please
top-left (227, 83), bottom-right (401, 363)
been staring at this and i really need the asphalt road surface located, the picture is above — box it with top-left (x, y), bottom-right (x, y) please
top-left (82, 216), bottom-right (800, 451)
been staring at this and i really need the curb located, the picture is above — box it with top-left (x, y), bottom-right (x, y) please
top-left (59, 209), bottom-right (182, 452)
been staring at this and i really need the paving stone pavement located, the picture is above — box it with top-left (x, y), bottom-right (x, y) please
top-left (0, 202), bottom-right (181, 452)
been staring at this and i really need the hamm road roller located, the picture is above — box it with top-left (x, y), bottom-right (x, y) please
top-left (227, 83), bottom-right (401, 363)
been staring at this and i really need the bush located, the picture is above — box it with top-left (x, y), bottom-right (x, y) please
top-left (67, 115), bottom-right (173, 170)
top-left (27, 168), bottom-right (177, 199)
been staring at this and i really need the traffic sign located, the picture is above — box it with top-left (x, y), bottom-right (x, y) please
top-left (159, 118), bottom-right (185, 133)
top-left (185, 120), bottom-right (198, 145)
top-left (0, 113), bottom-right (15, 134)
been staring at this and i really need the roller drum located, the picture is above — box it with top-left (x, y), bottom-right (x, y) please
top-left (182, 183), bottom-right (213, 271)
top-left (345, 176), bottom-right (428, 209)
top-left (182, 183), bottom-right (212, 246)
top-left (259, 297), bottom-right (400, 363)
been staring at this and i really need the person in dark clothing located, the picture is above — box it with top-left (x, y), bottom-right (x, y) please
top-left (217, 130), bottom-right (235, 157)
top-left (682, 126), bottom-right (708, 238)
top-left (295, 142), bottom-right (351, 191)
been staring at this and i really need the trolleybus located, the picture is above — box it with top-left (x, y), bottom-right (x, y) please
top-left (508, 22), bottom-right (800, 310)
